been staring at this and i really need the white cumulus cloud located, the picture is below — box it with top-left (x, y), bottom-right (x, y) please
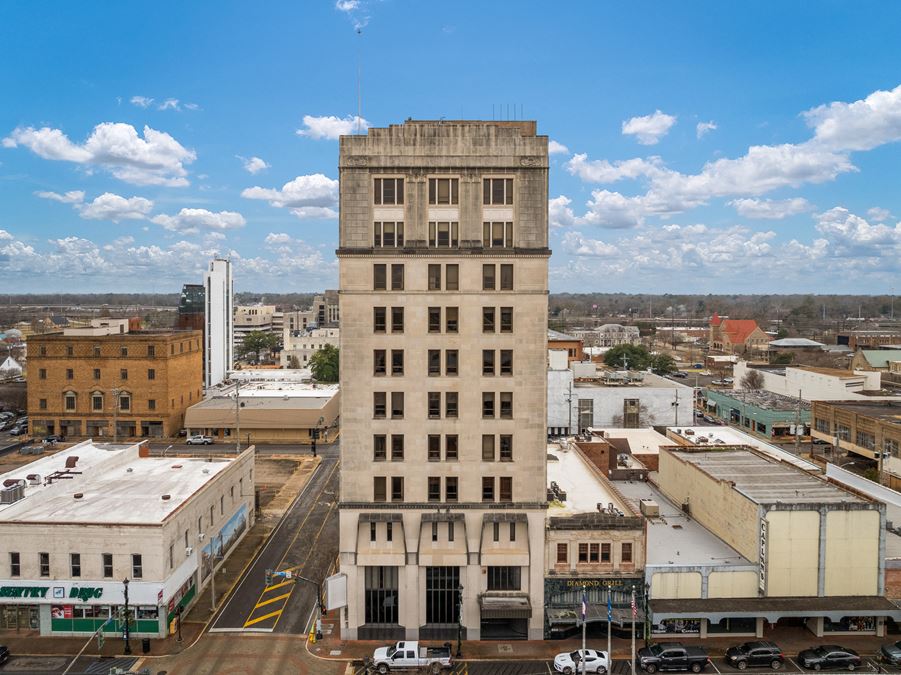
top-left (296, 114), bottom-right (369, 140)
top-left (566, 154), bottom-right (664, 183)
top-left (549, 196), bottom-right (577, 229)
top-left (696, 121), bottom-right (717, 139)
top-left (240, 156), bottom-right (270, 174)
top-left (130, 96), bottom-right (154, 108)
top-left (548, 140), bottom-right (569, 155)
top-left (804, 83), bottom-right (901, 152)
top-left (867, 207), bottom-right (892, 222)
top-left (561, 231), bottom-right (619, 256)
top-left (152, 208), bottom-right (246, 234)
top-left (35, 190), bottom-right (85, 204)
top-left (3, 122), bottom-right (196, 187)
top-left (729, 197), bottom-right (812, 220)
top-left (241, 174), bottom-right (339, 219)
top-left (79, 193), bottom-right (154, 222)
top-left (622, 110), bottom-right (677, 145)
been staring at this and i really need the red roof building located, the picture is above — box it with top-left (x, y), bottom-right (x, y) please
top-left (709, 316), bottom-right (770, 354)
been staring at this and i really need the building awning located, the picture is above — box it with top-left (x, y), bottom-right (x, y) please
top-left (479, 594), bottom-right (532, 620)
top-left (651, 596), bottom-right (901, 623)
top-left (547, 605), bottom-right (645, 627)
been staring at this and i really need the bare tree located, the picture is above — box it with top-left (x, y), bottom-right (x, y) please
top-left (740, 369), bottom-right (765, 389)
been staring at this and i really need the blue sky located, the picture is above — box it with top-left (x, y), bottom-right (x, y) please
top-left (2, 0), bottom-right (900, 293)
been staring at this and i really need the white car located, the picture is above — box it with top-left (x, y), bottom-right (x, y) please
top-left (554, 648), bottom-right (610, 674)
top-left (186, 435), bottom-right (213, 445)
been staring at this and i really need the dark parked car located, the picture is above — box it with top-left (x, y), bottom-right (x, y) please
top-left (0, 644), bottom-right (9, 665)
top-left (9, 425), bottom-right (26, 436)
top-left (797, 646), bottom-right (861, 671)
top-left (637, 643), bottom-right (710, 673)
top-left (43, 434), bottom-right (65, 445)
top-left (880, 641), bottom-right (901, 666)
top-left (725, 642), bottom-right (784, 670)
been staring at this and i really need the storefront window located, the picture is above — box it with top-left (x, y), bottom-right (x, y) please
top-left (652, 618), bottom-right (701, 634)
top-left (824, 616), bottom-right (876, 632)
top-left (707, 617), bottom-right (757, 634)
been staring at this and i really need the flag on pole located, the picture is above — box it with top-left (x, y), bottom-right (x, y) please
top-left (631, 590), bottom-right (638, 618)
top-left (607, 594), bottom-right (613, 622)
top-left (581, 590), bottom-right (588, 622)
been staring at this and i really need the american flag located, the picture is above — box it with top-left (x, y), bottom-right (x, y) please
top-left (581, 590), bottom-right (588, 621)
top-left (631, 590), bottom-right (638, 618)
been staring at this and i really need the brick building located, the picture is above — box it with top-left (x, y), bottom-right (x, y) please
top-left (27, 319), bottom-right (202, 440)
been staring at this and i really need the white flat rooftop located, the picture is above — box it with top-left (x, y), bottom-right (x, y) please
top-left (547, 445), bottom-right (631, 515)
top-left (668, 426), bottom-right (819, 472)
top-left (0, 440), bottom-right (234, 525)
top-left (212, 381), bottom-right (339, 399)
top-left (589, 428), bottom-right (672, 455)
top-left (615, 478), bottom-right (752, 568)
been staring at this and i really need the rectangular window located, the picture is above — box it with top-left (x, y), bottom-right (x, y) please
top-left (500, 435), bottom-right (513, 461)
top-left (429, 177), bottom-right (459, 205)
top-left (482, 264), bottom-right (496, 291)
top-left (483, 177), bottom-right (513, 205)
top-left (374, 392), bottom-right (387, 418)
top-left (39, 398), bottom-right (47, 410)
top-left (39, 552), bottom-right (50, 577)
top-left (373, 307), bottom-right (386, 333)
top-left (373, 221), bottom-right (404, 247)
top-left (622, 542), bottom-right (633, 563)
top-left (510, 522), bottom-right (516, 541)
top-left (856, 430), bottom-right (876, 450)
top-left (446, 477), bottom-right (458, 502)
top-left (482, 221), bottom-right (513, 248)
top-left (386, 522), bottom-right (393, 542)
top-left (102, 553), bottom-right (113, 578)
top-left (391, 392), bottom-right (404, 419)
top-left (9, 552), bottom-right (20, 577)
top-left (601, 542), bottom-right (611, 563)
top-left (428, 477), bottom-right (441, 502)
top-left (482, 392), bottom-right (495, 418)
top-left (40, 368), bottom-right (47, 380)
top-left (578, 543), bottom-right (589, 563)
top-left (448, 522), bottom-right (455, 542)
top-left (482, 434), bottom-right (495, 461)
top-left (132, 553), bottom-right (143, 578)
top-left (65, 394), bottom-right (76, 411)
top-left (391, 264), bottom-right (404, 290)
top-left (429, 221), bottom-right (459, 248)
top-left (500, 307), bottom-right (512, 332)
top-left (432, 522), bottom-right (439, 542)
top-left (391, 477), bottom-right (404, 502)
top-left (148, 399), bottom-right (156, 411)
top-left (39, 345), bottom-right (46, 356)
top-left (445, 392), bottom-right (458, 418)
top-left (445, 264), bottom-right (459, 291)
top-left (445, 350), bottom-right (458, 376)
top-left (374, 264), bottom-right (387, 290)
top-left (428, 350), bottom-right (441, 376)
top-left (428, 435), bottom-right (441, 462)
top-left (391, 435), bottom-right (404, 461)
top-left (119, 394), bottom-right (131, 411)
top-left (487, 566), bottom-right (521, 591)
top-left (483, 307), bottom-right (496, 333)
top-left (66, 368), bottom-right (74, 380)
top-left (557, 543), bottom-right (568, 564)
top-left (428, 307), bottom-right (441, 333)
top-left (93, 368), bottom-right (101, 380)
top-left (121, 346), bottom-right (128, 357)
top-left (500, 264), bottom-right (513, 290)
top-left (147, 368), bottom-right (156, 380)
top-left (67, 345), bottom-right (74, 357)
top-left (373, 477), bottom-right (387, 502)
top-left (373, 350), bottom-right (387, 376)
top-left (483, 349), bottom-right (495, 376)
top-left (391, 307), bottom-right (404, 333)
top-left (493, 522), bottom-right (500, 542)
top-left (391, 350), bottom-right (404, 376)
top-left (373, 435), bottom-right (387, 461)
top-left (445, 435), bottom-right (458, 461)
top-left (589, 543), bottom-right (599, 563)
top-left (500, 392), bottom-right (513, 419)
top-left (169, 544), bottom-right (174, 570)
top-left (374, 177), bottom-right (404, 205)
top-left (147, 345), bottom-right (155, 357)
top-left (500, 350), bottom-right (513, 376)
top-left (482, 477), bottom-right (495, 502)
top-left (499, 477), bottom-right (512, 502)
top-left (120, 368), bottom-right (128, 380)
top-left (428, 392), bottom-right (441, 419)
top-left (428, 264), bottom-right (442, 290)
top-left (445, 307), bottom-right (458, 333)
top-left (370, 522), bottom-right (377, 542)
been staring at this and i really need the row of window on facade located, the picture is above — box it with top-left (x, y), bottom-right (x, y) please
top-left (369, 521), bottom-right (519, 549)
top-left (372, 433), bottom-right (514, 462)
top-left (814, 417), bottom-right (899, 456)
top-left (373, 221), bottom-right (514, 249)
top-left (371, 475), bottom-right (514, 503)
top-left (41, 389), bottom-right (197, 413)
top-left (37, 340), bottom-right (198, 358)
top-left (374, 306), bottom-right (513, 334)
top-left (555, 541), bottom-right (634, 565)
top-left (373, 177), bottom-right (514, 206)
top-left (40, 367), bottom-right (166, 382)
top-left (373, 264), bottom-right (513, 291)
top-left (372, 350), bottom-right (513, 380)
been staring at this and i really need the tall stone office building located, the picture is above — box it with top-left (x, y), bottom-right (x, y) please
top-left (337, 120), bottom-right (549, 641)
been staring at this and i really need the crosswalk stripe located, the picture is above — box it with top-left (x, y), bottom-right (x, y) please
top-left (263, 579), bottom-right (293, 592)
top-left (255, 592), bottom-right (291, 608)
top-left (243, 609), bottom-right (283, 627)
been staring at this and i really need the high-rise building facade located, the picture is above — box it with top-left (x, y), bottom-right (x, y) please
top-left (337, 120), bottom-right (549, 640)
top-left (203, 258), bottom-right (233, 389)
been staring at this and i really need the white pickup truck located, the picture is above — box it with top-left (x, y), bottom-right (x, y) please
top-left (371, 641), bottom-right (454, 673)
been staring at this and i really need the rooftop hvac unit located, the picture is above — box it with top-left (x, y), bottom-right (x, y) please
top-left (639, 499), bottom-right (660, 517)
top-left (0, 483), bottom-right (25, 504)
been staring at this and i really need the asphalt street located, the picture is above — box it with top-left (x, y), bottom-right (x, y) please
top-left (209, 444), bottom-right (339, 635)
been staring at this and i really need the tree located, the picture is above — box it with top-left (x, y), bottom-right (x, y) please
top-left (604, 344), bottom-right (651, 371)
top-left (287, 355), bottom-right (301, 369)
top-left (650, 353), bottom-right (677, 375)
top-left (239, 330), bottom-right (279, 363)
top-left (740, 369), bottom-right (765, 389)
top-left (310, 344), bottom-right (339, 383)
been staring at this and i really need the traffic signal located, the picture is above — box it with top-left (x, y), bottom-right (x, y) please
top-left (265, 569), bottom-right (273, 586)
top-left (97, 631), bottom-right (105, 649)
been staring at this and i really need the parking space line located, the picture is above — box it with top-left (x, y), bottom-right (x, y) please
top-left (243, 608), bottom-right (282, 627)
top-left (254, 592), bottom-right (291, 608)
top-left (710, 659), bottom-right (722, 674)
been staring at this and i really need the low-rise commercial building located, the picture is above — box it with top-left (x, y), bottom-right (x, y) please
top-left (0, 440), bottom-right (254, 636)
top-left (701, 389), bottom-right (810, 441)
top-left (27, 320), bottom-right (202, 440)
top-left (571, 324), bottom-right (641, 348)
top-left (280, 327), bottom-right (340, 368)
top-left (709, 314), bottom-right (770, 355)
top-left (733, 362), bottom-right (894, 401)
top-left (548, 329), bottom-right (584, 363)
top-left (852, 350), bottom-right (901, 373)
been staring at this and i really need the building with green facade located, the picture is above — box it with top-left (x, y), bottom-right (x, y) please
top-left (702, 389), bottom-right (810, 441)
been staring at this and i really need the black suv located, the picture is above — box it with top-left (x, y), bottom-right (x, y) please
top-left (725, 642), bottom-right (784, 670)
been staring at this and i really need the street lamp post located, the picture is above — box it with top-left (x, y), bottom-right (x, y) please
top-left (122, 578), bottom-right (132, 655)
top-left (456, 584), bottom-right (463, 658)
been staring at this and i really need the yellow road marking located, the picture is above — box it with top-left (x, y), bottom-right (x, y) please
top-left (262, 580), bottom-right (293, 593)
top-left (255, 592), bottom-right (291, 608)
top-left (243, 609), bottom-right (283, 627)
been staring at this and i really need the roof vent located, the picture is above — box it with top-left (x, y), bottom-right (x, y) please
top-left (26, 474), bottom-right (41, 486)
top-left (202, 468), bottom-right (210, 474)
top-left (171, 464), bottom-right (183, 469)
top-left (162, 494), bottom-right (171, 500)
top-left (0, 483), bottom-right (25, 504)
top-left (2, 478), bottom-right (23, 488)
top-left (74, 493), bottom-right (83, 500)
top-left (126, 467), bottom-right (133, 473)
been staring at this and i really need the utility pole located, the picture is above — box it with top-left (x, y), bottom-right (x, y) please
top-left (565, 379), bottom-right (574, 436)
top-left (794, 388), bottom-right (802, 455)
top-left (122, 578), bottom-right (132, 655)
top-left (234, 380), bottom-right (241, 454)
top-left (673, 389), bottom-right (680, 426)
